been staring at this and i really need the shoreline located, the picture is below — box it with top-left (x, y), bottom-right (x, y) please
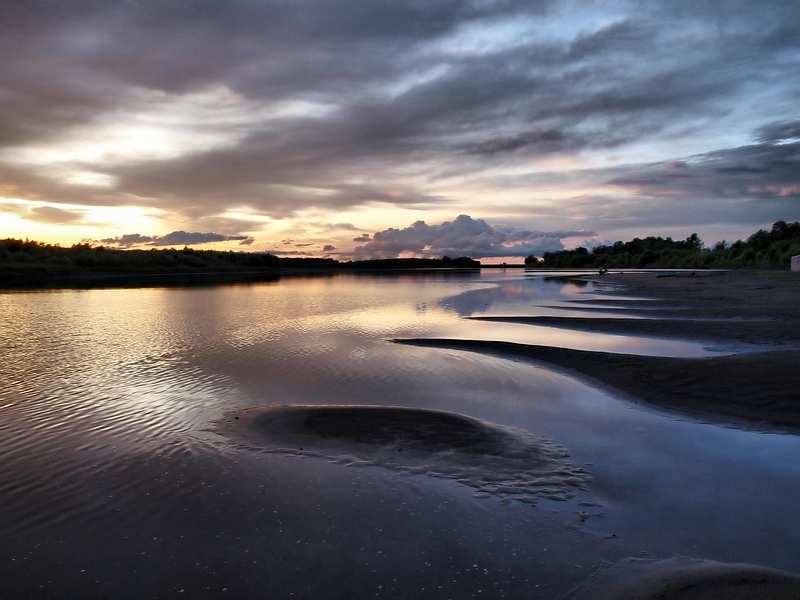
top-left (0, 264), bottom-right (484, 289)
top-left (400, 270), bottom-right (800, 435)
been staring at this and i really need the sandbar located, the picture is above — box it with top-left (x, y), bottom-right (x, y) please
top-left (216, 404), bottom-right (591, 504)
top-left (399, 270), bottom-right (800, 434)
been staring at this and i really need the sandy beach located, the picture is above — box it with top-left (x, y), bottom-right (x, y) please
top-left (402, 270), bottom-right (800, 434)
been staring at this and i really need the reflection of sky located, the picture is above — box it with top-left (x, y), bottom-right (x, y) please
top-left (440, 276), bottom-right (596, 316)
top-left (427, 274), bottom-right (739, 356)
top-left (440, 273), bottom-right (651, 319)
top-left (441, 320), bottom-right (741, 357)
top-left (538, 389), bottom-right (800, 570)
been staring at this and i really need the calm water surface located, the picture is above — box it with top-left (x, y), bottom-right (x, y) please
top-left (1, 270), bottom-right (798, 598)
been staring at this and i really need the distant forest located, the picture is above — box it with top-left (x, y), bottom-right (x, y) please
top-left (0, 241), bottom-right (282, 273)
top-left (0, 238), bottom-right (480, 285)
top-left (527, 221), bottom-right (800, 270)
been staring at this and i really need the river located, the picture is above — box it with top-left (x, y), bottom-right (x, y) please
top-left (1, 270), bottom-right (798, 598)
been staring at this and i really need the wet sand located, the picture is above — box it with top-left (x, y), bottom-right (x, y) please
top-left (392, 270), bottom-right (800, 597)
top-left (216, 404), bottom-right (591, 504)
top-left (566, 557), bottom-right (800, 599)
top-left (401, 270), bottom-right (800, 434)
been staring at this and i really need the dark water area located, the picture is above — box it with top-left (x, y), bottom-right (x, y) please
top-left (1, 271), bottom-right (798, 598)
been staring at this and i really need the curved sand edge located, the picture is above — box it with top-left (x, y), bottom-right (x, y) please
top-left (564, 556), bottom-right (800, 599)
top-left (395, 338), bottom-right (800, 434)
top-left (214, 404), bottom-right (591, 504)
top-left (398, 271), bottom-right (800, 434)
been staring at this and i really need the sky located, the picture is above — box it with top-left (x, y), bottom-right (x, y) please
top-left (1, 0), bottom-right (798, 261)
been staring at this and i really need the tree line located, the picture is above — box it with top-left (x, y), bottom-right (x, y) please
top-left (527, 221), bottom-right (800, 269)
top-left (0, 240), bottom-right (282, 272)
top-left (0, 239), bottom-right (481, 285)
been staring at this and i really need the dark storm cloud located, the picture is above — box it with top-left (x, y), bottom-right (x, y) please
top-left (0, 0), bottom-right (550, 141)
top-left (757, 120), bottom-right (800, 144)
top-left (1, 0), bottom-right (798, 237)
top-left (111, 145), bottom-right (446, 218)
top-left (100, 230), bottom-right (254, 248)
top-left (0, 203), bottom-right (85, 225)
top-left (461, 129), bottom-right (578, 156)
top-left (100, 233), bottom-right (154, 247)
top-left (103, 19), bottom-right (717, 218)
top-left (28, 206), bottom-right (83, 224)
top-left (608, 128), bottom-right (800, 202)
top-left (547, 124), bottom-right (799, 236)
top-left (351, 214), bottom-right (593, 259)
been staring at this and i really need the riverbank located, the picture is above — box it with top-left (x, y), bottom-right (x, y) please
top-left (399, 270), bottom-right (800, 434)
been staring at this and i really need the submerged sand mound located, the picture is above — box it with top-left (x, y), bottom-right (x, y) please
top-left (217, 404), bottom-right (590, 503)
top-left (565, 557), bottom-right (800, 599)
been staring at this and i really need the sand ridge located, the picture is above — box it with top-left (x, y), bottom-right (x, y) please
top-left (399, 270), bottom-right (800, 434)
top-left (564, 556), bottom-right (800, 599)
top-left (215, 404), bottom-right (592, 504)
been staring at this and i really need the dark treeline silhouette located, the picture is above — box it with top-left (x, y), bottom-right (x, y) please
top-left (0, 240), bottom-right (281, 273)
top-left (0, 240), bottom-right (481, 286)
top-left (339, 256), bottom-right (481, 270)
top-left (268, 256), bottom-right (480, 270)
top-left (277, 257), bottom-right (340, 269)
top-left (527, 221), bottom-right (800, 270)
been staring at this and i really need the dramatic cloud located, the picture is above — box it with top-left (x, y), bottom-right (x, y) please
top-left (28, 206), bottom-right (83, 225)
top-left (0, 0), bottom-right (798, 248)
top-left (101, 231), bottom-right (254, 248)
top-left (0, 202), bottom-right (86, 225)
top-left (351, 215), bottom-right (593, 259)
top-left (608, 124), bottom-right (800, 200)
top-left (594, 126), bottom-right (800, 235)
top-left (100, 233), bottom-right (154, 248)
